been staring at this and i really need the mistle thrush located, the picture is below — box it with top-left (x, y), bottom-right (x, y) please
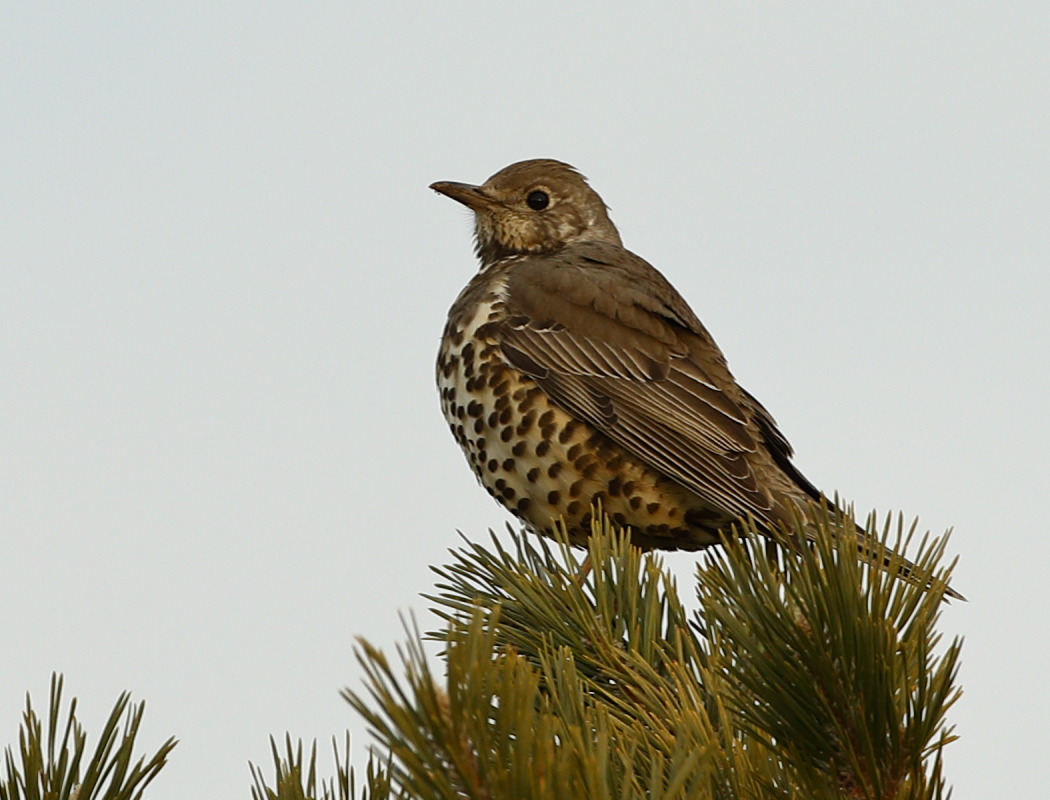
top-left (431, 159), bottom-right (961, 597)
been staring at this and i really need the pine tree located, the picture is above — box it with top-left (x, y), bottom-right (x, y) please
top-left (2, 508), bottom-right (961, 799)
top-left (342, 507), bottom-right (961, 800)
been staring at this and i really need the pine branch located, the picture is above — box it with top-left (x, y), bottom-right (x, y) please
top-left (347, 506), bottom-right (961, 799)
top-left (4, 505), bottom-right (960, 800)
top-left (697, 510), bottom-right (961, 800)
top-left (248, 733), bottom-right (400, 800)
top-left (0, 674), bottom-right (175, 800)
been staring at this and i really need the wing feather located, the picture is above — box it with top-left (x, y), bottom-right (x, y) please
top-left (499, 241), bottom-right (805, 526)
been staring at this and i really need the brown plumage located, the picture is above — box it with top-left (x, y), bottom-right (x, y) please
top-left (432, 159), bottom-right (961, 597)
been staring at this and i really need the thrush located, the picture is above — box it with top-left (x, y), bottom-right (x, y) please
top-left (431, 159), bottom-right (960, 597)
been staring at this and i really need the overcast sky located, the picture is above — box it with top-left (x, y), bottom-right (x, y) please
top-left (2, 4), bottom-right (1048, 798)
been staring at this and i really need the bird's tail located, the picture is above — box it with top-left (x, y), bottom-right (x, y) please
top-left (784, 499), bottom-right (965, 602)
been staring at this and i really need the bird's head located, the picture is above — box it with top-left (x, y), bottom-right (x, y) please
top-left (430, 159), bottom-right (623, 267)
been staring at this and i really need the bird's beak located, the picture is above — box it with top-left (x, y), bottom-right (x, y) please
top-left (429, 181), bottom-right (496, 212)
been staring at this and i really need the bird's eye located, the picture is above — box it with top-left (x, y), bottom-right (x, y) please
top-left (526, 190), bottom-right (550, 211)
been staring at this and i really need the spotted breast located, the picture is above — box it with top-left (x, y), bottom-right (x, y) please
top-left (436, 259), bottom-right (733, 549)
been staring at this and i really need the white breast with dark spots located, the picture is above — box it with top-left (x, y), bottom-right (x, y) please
top-left (436, 280), bottom-right (715, 547)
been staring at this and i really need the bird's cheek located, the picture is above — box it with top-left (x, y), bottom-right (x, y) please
top-left (495, 215), bottom-right (538, 253)
top-left (555, 216), bottom-right (585, 243)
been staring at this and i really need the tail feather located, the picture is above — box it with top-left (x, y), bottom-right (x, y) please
top-left (788, 499), bottom-right (965, 603)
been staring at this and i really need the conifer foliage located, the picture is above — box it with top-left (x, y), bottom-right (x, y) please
top-left (344, 509), bottom-right (961, 799)
top-left (0, 674), bottom-right (174, 800)
top-left (3, 510), bottom-right (961, 799)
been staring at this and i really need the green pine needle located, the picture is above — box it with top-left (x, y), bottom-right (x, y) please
top-left (347, 505), bottom-right (961, 799)
top-left (0, 674), bottom-right (175, 800)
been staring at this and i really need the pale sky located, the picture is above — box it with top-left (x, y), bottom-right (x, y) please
top-left (2, 4), bottom-right (1048, 798)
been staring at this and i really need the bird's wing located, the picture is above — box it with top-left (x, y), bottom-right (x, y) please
top-left (739, 387), bottom-right (822, 502)
top-left (499, 242), bottom-right (791, 522)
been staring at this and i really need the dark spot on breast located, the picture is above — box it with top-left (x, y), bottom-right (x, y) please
top-left (526, 467), bottom-right (540, 483)
top-left (495, 478), bottom-right (506, 491)
top-left (501, 486), bottom-right (516, 500)
top-left (547, 462), bottom-right (562, 479)
top-left (630, 496), bottom-right (642, 510)
top-left (558, 421), bottom-right (577, 444)
top-left (512, 441), bottom-right (527, 456)
top-left (494, 395), bottom-right (510, 411)
top-left (500, 426), bottom-right (514, 442)
top-left (462, 342), bottom-right (474, 362)
top-left (622, 481), bottom-right (635, 496)
top-left (488, 459), bottom-right (499, 472)
top-left (566, 444), bottom-right (582, 461)
top-left (467, 400), bottom-right (483, 417)
top-left (487, 411), bottom-right (499, 428)
top-left (569, 480), bottom-right (585, 498)
top-left (515, 411), bottom-right (536, 435)
top-left (646, 502), bottom-right (661, 515)
top-left (502, 458), bottom-right (515, 472)
top-left (538, 410), bottom-right (555, 427)
top-left (498, 408), bottom-right (512, 425)
top-left (536, 440), bottom-right (550, 457)
top-left (474, 419), bottom-right (484, 434)
top-left (607, 477), bottom-right (622, 496)
top-left (566, 501), bottom-right (581, 516)
top-left (516, 497), bottom-right (532, 513)
top-left (547, 490), bottom-right (560, 505)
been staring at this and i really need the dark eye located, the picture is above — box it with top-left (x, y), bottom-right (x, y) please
top-left (526, 190), bottom-right (550, 211)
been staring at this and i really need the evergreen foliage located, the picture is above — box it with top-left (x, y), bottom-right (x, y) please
top-left (0, 674), bottom-right (174, 800)
top-left (248, 734), bottom-right (399, 800)
top-left (4, 509), bottom-right (961, 799)
top-left (345, 508), bottom-right (961, 800)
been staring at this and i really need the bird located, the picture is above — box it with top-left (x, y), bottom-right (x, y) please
top-left (431, 158), bottom-right (961, 598)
